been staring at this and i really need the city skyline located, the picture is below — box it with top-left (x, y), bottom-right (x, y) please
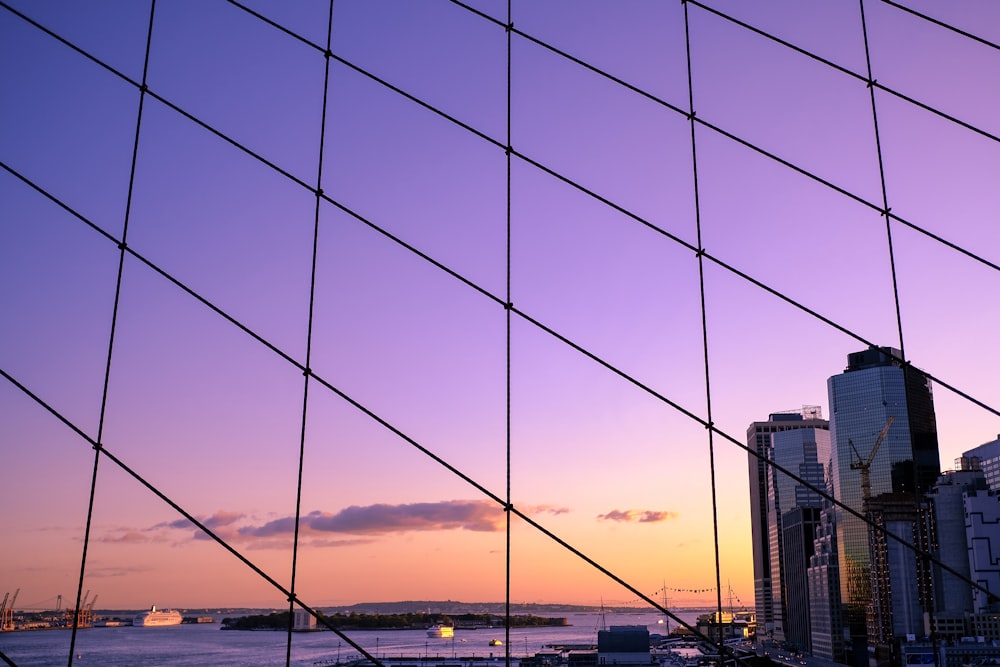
top-left (3, 0), bottom-right (1000, 616)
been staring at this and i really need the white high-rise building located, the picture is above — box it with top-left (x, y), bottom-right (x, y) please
top-left (965, 488), bottom-right (1000, 613)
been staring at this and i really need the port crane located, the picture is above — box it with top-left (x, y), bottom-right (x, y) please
top-left (83, 594), bottom-right (97, 628)
top-left (1, 588), bottom-right (19, 631)
top-left (849, 415), bottom-right (896, 509)
top-left (68, 590), bottom-right (91, 628)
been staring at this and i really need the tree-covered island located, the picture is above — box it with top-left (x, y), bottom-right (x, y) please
top-left (221, 611), bottom-right (570, 631)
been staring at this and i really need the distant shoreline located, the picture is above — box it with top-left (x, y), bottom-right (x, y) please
top-left (67, 602), bottom-right (728, 617)
top-left (220, 611), bottom-right (574, 632)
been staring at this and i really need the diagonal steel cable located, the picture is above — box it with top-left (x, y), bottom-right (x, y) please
top-left (687, 0), bottom-right (1000, 147)
top-left (4, 157), bottom-right (995, 628)
top-left (450, 0), bottom-right (1000, 273)
top-left (3, 0), bottom-right (996, 421)
top-left (879, 0), bottom-right (1000, 53)
top-left (0, 366), bottom-right (382, 664)
top-left (3, 1), bottom-right (1000, 654)
top-left (3, 0), bottom-right (999, 613)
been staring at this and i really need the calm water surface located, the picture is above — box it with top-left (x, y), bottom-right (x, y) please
top-left (0, 610), bottom-right (708, 667)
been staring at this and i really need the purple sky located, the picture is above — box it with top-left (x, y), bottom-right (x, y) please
top-left (2, 0), bottom-right (999, 612)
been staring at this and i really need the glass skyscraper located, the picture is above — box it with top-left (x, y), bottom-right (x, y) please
top-left (746, 408), bottom-right (828, 643)
top-left (827, 347), bottom-right (940, 665)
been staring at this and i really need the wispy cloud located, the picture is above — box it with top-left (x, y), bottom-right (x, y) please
top-left (97, 530), bottom-right (158, 544)
top-left (85, 565), bottom-right (151, 578)
top-left (103, 500), bottom-right (529, 549)
top-left (596, 509), bottom-right (678, 523)
top-left (527, 504), bottom-right (570, 516)
top-left (243, 500), bottom-right (505, 536)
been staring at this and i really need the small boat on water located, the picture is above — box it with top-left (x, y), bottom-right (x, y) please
top-left (426, 623), bottom-right (455, 638)
top-left (133, 605), bottom-right (182, 627)
top-left (489, 639), bottom-right (503, 646)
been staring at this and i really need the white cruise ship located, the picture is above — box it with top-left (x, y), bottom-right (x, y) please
top-left (426, 623), bottom-right (454, 638)
top-left (133, 605), bottom-right (183, 627)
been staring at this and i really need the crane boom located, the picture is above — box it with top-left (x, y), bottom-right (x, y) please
top-left (850, 416), bottom-right (896, 507)
top-left (867, 416), bottom-right (895, 467)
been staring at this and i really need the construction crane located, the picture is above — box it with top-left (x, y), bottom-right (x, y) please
top-left (849, 415), bottom-right (896, 508)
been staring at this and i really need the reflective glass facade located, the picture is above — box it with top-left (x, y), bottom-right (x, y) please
top-left (963, 437), bottom-right (1000, 492)
top-left (747, 410), bottom-right (828, 638)
top-left (768, 428), bottom-right (830, 642)
top-left (827, 347), bottom-right (940, 664)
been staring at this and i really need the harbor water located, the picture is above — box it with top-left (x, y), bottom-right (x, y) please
top-left (0, 610), bottom-right (710, 667)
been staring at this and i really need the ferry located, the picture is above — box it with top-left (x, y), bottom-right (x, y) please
top-left (426, 623), bottom-right (455, 638)
top-left (133, 605), bottom-right (183, 627)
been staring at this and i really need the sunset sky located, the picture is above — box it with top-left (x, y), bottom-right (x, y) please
top-left (2, 0), bottom-right (999, 613)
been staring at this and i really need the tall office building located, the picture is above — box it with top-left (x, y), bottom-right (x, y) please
top-left (747, 408), bottom-right (828, 642)
top-left (965, 489), bottom-right (1000, 613)
top-left (926, 464), bottom-right (988, 625)
top-left (768, 427), bottom-right (831, 644)
top-left (782, 506), bottom-right (822, 651)
top-left (808, 493), bottom-right (845, 662)
top-left (865, 493), bottom-right (934, 667)
top-left (963, 436), bottom-right (1000, 491)
top-left (827, 346), bottom-right (940, 665)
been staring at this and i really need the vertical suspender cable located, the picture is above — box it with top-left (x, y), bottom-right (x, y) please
top-left (67, 2), bottom-right (157, 664)
top-left (859, 0), bottom-right (906, 359)
top-left (681, 0), bottom-right (725, 657)
top-left (504, 1), bottom-right (514, 663)
top-left (285, 1), bottom-right (337, 664)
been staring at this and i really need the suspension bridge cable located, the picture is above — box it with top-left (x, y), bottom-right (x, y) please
top-left (4, 3), bottom-right (1000, 656)
top-left (3, 0), bottom-right (996, 283)
top-left (5, 0), bottom-right (1000, 587)
top-left (859, 0), bottom-right (907, 359)
top-left (446, 0), bottom-right (1000, 274)
top-left (284, 1), bottom-right (337, 664)
top-left (2, 254), bottom-right (991, 630)
top-left (2, 173), bottom-right (993, 658)
top-left (4, 153), bottom-right (991, 620)
top-left (879, 0), bottom-right (1000, 53)
top-left (235, 0), bottom-right (1000, 281)
top-left (687, 0), bottom-right (1000, 149)
top-left (6, 0), bottom-right (998, 417)
top-left (682, 0), bottom-right (725, 656)
top-left (0, 366), bottom-right (380, 664)
top-left (9, 112), bottom-right (993, 430)
top-left (65, 3), bottom-right (156, 665)
top-left (0, 358), bottom-right (733, 656)
top-left (504, 2), bottom-right (514, 664)
top-left (4, 24), bottom-right (999, 510)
